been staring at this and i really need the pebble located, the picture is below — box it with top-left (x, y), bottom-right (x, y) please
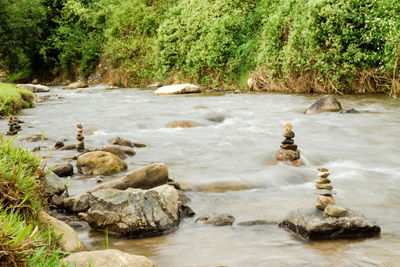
top-left (324, 204), bottom-right (348, 217)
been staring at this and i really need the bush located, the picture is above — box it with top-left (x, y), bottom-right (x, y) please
top-left (0, 83), bottom-right (34, 115)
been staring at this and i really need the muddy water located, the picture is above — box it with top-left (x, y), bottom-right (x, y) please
top-left (4, 85), bottom-right (400, 266)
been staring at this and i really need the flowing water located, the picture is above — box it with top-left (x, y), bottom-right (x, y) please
top-left (3, 85), bottom-right (400, 266)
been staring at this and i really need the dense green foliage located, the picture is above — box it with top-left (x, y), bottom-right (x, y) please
top-left (0, 83), bottom-right (34, 115)
top-left (0, 0), bottom-right (399, 93)
top-left (0, 137), bottom-right (68, 266)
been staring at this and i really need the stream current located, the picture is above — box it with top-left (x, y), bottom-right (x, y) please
top-left (3, 85), bottom-right (400, 266)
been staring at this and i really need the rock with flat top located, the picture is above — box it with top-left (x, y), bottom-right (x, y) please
top-left (63, 250), bottom-right (157, 267)
top-left (278, 208), bottom-right (380, 240)
top-left (306, 95), bottom-right (342, 114)
top-left (153, 84), bottom-right (200, 95)
top-left (17, 84), bottom-right (50, 93)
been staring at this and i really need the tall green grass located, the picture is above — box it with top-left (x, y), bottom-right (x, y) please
top-left (0, 83), bottom-right (34, 115)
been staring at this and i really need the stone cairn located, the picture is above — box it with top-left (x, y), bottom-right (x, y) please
top-left (314, 167), bottom-right (347, 217)
top-left (7, 116), bottom-right (21, 135)
top-left (76, 123), bottom-right (85, 152)
top-left (276, 122), bottom-right (302, 165)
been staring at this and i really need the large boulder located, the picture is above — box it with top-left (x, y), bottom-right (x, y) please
top-left (278, 208), bottom-right (381, 240)
top-left (63, 250), bottom-right (157, 267)
top-left (17, 84), bottom-right (50, 93)
top-left (306, 95), bottom-right (342, 114)
top-left (87, 163), bottom-right (168, 193)
top-left (64, 82), bottom-right (88, 90)
top-left (51, 163), bottom-right (74, 177)
top-left (44, 171), bottom-right (67, 196)
top-left (102, 144), bottom-right (136, 159)
top-left (81, 185), bottom-right (182, 237)
top-left (76, 151), bottom-right (127, 176)
top-left (39, 212), bottom-right (86, 252)
top-left (153, 84), bottom-right (200, 95)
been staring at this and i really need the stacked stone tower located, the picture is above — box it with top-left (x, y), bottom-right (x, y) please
top-left (276, 122), bottom-right (302, 165)
top-left (7, 116), bottom-right (21, 135)
top-left (76, 123), bottom-right (85, 152)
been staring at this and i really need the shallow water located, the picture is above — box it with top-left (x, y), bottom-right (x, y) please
top-left (3, 85), bottom-right (400, 266)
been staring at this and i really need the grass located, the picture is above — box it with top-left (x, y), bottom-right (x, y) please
top-left (0, 136), bottom-right (69, 266)
top-left (0, 83), bottom-right (34, 115)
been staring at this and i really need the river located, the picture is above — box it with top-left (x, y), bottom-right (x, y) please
top-left (4, 85), bottom-right (400, 266)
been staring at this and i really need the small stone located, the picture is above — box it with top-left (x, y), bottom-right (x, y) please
top-left (282, 130), bottom-right (295, 138)
top-left (318, 172), bottom-right (329, 178)
top-left (314, 195), bottom-right (335, 210)
top-left (318, 167), bottom-right (329, 172)
top-left (315, 189), bottom-right (336, 196)
top-left (324, 205), bottom-right (348, 217)
top-left (283, 122), bottom-right (292, 131)
top-left (316, 177), bottom-right (331, 184)
top-left (76, 123), bottom-right (82, 129)
top-left (281, 138), bottom-right (294, 145)
top-left (76, 135), bottom-right (84, 141)
top-left (96, 177), bottom-right (104, 183)
top-left (280, 144), bottom-right (298, 151)
top-left (55, 141), bottom-right (65, 149)
top-left (315, 183), bottom-right (333, 190)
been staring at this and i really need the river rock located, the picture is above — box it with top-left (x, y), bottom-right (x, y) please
top-left (63, 250), bottom-right (158, 267)
top-left (196, 213), bottom-right (235, 226)
top-left (237, 220), bottom-right (276, 226)
top-left (39, 212), bottom-right (86, 252)
top-left (153, 84), bottom-right (200, 95)
top-left (64, 82), bottom-right (88, 90)
top-left (60, 144), bottom-right (77, 151)
top-left (306, 95), bottom-right (342, 114)
top-left (76, 151), bottom-right (127, 176)
top-left (108, 136), bottom-right (133, 147)
top-left (340, 108), bottom-right (359, 114)
top-left (147, 82), bottom-right (163, 88)
top-left (44, 171), bottom-right (67, 196)
top-left (63, 193), bottom-right (91, 213)
top-left (17, 84), bottom-right (50, 93)
top-left (87, 163), bottom-right (168, 193)
top-left (51, 163), bottom-right (74, 177)
top-left (82, 185), bottom-right (183, 237)
top-left (278, 208), bottom-right (381, 240)
top-left (324, 204), bottom-right (348, 217)
top-left (168, 121), bottom-right (196, 128)
top-left (21, 134), bottom-right (47, 142)
top-left (102, 144), bottom-right (136, 159)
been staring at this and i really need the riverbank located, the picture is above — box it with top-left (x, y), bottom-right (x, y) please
top-left (0, 83), bottom-right (34, 115)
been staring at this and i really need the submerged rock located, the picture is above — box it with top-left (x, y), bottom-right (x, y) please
top-left (76, 151), bottom-right (127, 176)
top-left (81, 185), bottom-right (184, 237)
top-left (153, 84), bottom-right (200, 95)
top-left (63, 250), bottom-right (158, 267)
top-left (306, 95), bottom-right (342, 114)
top-left (108, 136), bottom-right (133, 147)
top-left (102, 144), bottom-right (136, 159)
top-left (278, 208), bottom-right (380, 240)
top-left (64, 82), bottom-right (88, 90)
top-left (196, 213), bottom-right (235, 226)
top-left (168, 121), bottom-right (197, 128)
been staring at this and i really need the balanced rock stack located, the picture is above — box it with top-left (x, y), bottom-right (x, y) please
top-left (275, 122), bottom-right (302, 166)
top-left (7, 116), bottom-right (21, 135)
top-left (76, 123), bottom-right (85, 152)
top-left (314, 167), bottom-right (347, 217)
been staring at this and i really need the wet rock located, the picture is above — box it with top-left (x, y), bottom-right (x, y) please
top-left (63, 250), bottom-right (158, 267)
top-left (83, 185), bottom-right (183, 237)
top-left (314, 195), bottom-right (336, 210)
top-left (108, 136), bottom-right (133, 147)
top-left (21, 134), bottom-right (47, 142)
top-left (17, 84), bottom-right (50, 93)
top-left (54, 141), bottom-right (64, 149)
top-left (306, 95), bottom-right (342, 114)
top-left (39, 212), bottom-right (86, 252)
top-left (51, 163), bottom-right (74, 177)
top-left (168, 121), bottom-right (197, 128)
top-left (324, 204), bottom-right (348, 217)
top-left (237, 220), bottom-right (276, 226)
top-left (96, 177), bottom-right (104, 183)
top-left (68, 221), bottom-right (88, 229)
top-left (64, 82), bottom-right (88, 90)
top-left (196, 213), bottom-right (235, 226)
top-left (60, 144), bottom-right (77, 151)
top-left (340, 108), bottom-right (359, 114)
top-left (32, 146), bottom-right (47, 152)
top-left (278, 208), bottom-right (381, 240)
top-left (63, 193), bottom-right (91, 213)
top-left (44, 171), bottom-right (67, 196)
top-left (153, 83), bottom-right (200, 95)
top-left (147, 82), bottom-right (163, 88)
top-left (76, 151), bottom-right (127, 176)
top-left (206, 114), bottom-right (225, 123)
top-left (87, 163), bottom-right (168, 193)
top-left (275, 149), bottom-right (300, 161)
top-left (102, 144), bottom-right (136, 159)
top-left (133, 142), bottom-right (146, 148)
top-left (35, 94), bottom-right (62, 103)
top-left (51, 191), bottom-right (69, 206)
